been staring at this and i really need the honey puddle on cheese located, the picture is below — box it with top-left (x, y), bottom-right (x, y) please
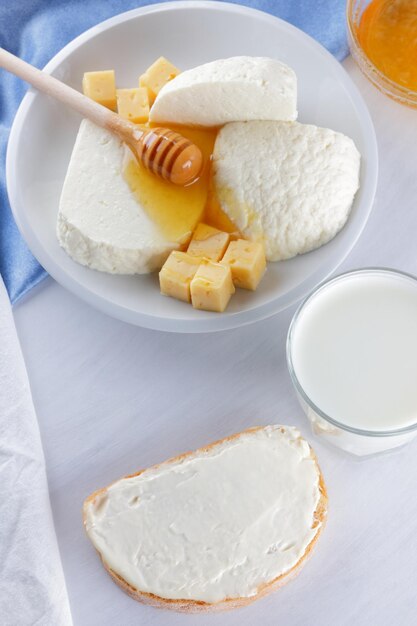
top-left (123, 124), bottom-right (237, 243)
top-left (291, 271), bottom-right (417, 432)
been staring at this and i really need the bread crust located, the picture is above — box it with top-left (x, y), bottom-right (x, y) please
top-left (83, 426), bottom-right (327, 612)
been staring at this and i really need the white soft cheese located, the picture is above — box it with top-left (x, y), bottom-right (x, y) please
top-left (149, 56), bottom-right (297, 127)
top-left (84, 426), bottom-right (322, 603)
top-left (213, 121), bottom-right (361, 261)
top-left (57, 119), bottom-right (177, 274)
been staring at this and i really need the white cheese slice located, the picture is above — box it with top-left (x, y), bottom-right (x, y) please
top-left (149, 56), bottom-right (297, 127)
top-left (84, 426), bottom-right (325, 604)
top-left (213, 121), bottom-right (361, 261)
top-left (57, 119), bottom-right (177, 274)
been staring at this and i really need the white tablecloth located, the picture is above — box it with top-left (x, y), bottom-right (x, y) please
top-left (12, 58), bottom-right (417, 626)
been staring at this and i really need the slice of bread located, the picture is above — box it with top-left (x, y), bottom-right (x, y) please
top-left (83, 426), bottom-right (327, 612)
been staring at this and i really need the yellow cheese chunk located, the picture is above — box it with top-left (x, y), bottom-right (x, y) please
top-left (82, 70), bottom-right (116, 110)
top-left (140, 57), bottom-right (180, 103)
top-left (191, 260), bottom-right (235, 313)
top-left (116, 87), bottom-right (149, 123)
top-left (159, 251), bottom-right (201, 303)
top-left (139, 73), bottom-right (156, 105)
top-left (187, 223), bottom-right (230, 262)
top-left (222, 239), bottom-right (266, 291)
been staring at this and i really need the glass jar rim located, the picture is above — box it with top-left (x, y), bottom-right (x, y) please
top-left (346, 0), bottom-right (417, 107)
top-left (286, 267), bottom-right (417, 438)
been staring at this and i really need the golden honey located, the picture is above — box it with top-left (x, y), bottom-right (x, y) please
top-left (123, 124), bottom-right (237, 243)
top-left (356, 0), bottom-right (417, 91)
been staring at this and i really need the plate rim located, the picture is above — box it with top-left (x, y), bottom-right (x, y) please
top-left (6, 0), bottom-right (378, 333)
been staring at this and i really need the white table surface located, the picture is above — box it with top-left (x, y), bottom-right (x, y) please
top-left (13, 58), bottom-right (417, 626)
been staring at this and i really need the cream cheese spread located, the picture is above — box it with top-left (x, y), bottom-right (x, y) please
top-left (149, 56), bottom-right (297, 127)
top-left (84, 426), bottom-right (322, 603)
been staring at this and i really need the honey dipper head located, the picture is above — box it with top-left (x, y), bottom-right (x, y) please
top-left (137, 127), bottom-right (203, 186)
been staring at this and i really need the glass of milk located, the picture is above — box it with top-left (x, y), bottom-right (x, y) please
top-left (287, 268), bottom-right (417, 457)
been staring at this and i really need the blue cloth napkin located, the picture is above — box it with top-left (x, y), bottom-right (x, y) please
top-left (0, 0), bottom-right (348, 304)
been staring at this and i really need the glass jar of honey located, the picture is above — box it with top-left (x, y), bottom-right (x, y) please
top-left (347, 0), bottom-right (417, 108)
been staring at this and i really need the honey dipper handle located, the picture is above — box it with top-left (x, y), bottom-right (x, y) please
top-left (0, 47), bottom-right (140, 143)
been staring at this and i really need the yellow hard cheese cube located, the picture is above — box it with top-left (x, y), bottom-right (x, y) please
top-left (222, 239), bottom-right (266, 291)
top-left (187, 223), bottom-right (230, 262)
top-left (116, 87), bottom-right (149, 123)
top-left (82, 70), bottom-right (116, 110)
top-left (159, 251), bottom-right (201, 303)
top-left (139, 74), bottom-right (155, 105)
top-left (139, 57), bottom-right (180, 103)
top-left (190, 260), bottom-right (235, 313)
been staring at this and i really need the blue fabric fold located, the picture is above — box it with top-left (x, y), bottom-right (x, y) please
top-left (0, 0), bottom-right (348, 304)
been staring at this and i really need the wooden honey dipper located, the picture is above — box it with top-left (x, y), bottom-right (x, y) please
top-left (0, 48), bottom-right (203, 186)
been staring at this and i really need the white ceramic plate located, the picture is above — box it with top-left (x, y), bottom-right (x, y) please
top-left (7, 1), bottom-right (378, 333)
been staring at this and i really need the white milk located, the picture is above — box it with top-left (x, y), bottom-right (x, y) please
top-left (289, 270), bottom-right (417, 455)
